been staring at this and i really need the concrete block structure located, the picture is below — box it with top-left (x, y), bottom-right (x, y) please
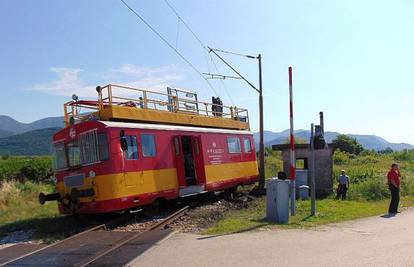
top-left (272, 144), bottom-right (334, 198)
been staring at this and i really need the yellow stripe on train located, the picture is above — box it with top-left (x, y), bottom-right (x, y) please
top-left (56, 161), bottom-right (258, 202)
top-left (205, 161), bottom-right (259, 182)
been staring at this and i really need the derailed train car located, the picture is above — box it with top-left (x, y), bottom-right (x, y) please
top-left (39, 84), bottom-right (259, 214)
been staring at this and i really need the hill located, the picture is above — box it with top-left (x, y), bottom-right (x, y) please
top-left (254, 130), bottom-right (414, 151)
top-left (0, 128), bottom-right (59, 156)
top-left (0, 129), bottom-right (15, 138)
top-left (0, 115), bottom-right (64, 135)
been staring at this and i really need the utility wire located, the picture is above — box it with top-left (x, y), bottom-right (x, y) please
top-left (120, 0), bottom-right (218, 96)
top-left (163, 0), bottom-right (235, 105)
top-left (164, 0), bottom-right (205, 48)
top-left (164, 0), bottom-right (212, 75)
top-left (209, 54), bottom-right (236, 105)
top-left (210, 47), bottom-right (258, 59)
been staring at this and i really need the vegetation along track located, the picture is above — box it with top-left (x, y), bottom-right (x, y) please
top-left (1, 205), bottom-right (190, 267)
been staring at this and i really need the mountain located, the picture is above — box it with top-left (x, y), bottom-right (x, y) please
top-left (0, 128), bottom-right (60, 156)
top-left (254, 130), bottom-right (414, 151)
top-left (0, 129), bottom-right (15, 138)
top-left (0, 115), bottom-right (64, 135)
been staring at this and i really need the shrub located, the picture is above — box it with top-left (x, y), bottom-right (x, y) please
top-left (393, 150), bottom-right (414, 162)
top-left (333, 150), bottom-right (349, 165)
top-left (0, 180), bottom-right (21, 209)
top-left (348, 179), bottom-right (389, 201)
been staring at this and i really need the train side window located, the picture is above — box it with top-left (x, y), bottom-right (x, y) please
top-left (141, 134), bottom-right (156, 157)
top-left (243, 138), bottom-right (252, 153)
top-left (125, 136), bottom-right (138, 160)
top-left (227, 137), bottom-right (241, 153)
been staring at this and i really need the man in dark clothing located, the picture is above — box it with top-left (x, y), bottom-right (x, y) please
top-left (387, 163), bottom-right (401, 214)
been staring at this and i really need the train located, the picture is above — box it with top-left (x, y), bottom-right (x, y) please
top-left (39, 84), bottom-right (259, 214)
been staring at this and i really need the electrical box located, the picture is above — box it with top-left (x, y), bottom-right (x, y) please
top-left (266, 178), bottom-right (290, 224)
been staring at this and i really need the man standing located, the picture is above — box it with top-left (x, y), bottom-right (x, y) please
top-left (387, 163), bottom-right (401, 215)
top-left (337, 170), bottom-right (350, 200)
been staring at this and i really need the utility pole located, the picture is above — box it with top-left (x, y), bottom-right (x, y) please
top-left (258, 54), bottom-right (265, 190)
top-left (310, 123), bottom-right (316, 216)
top-left (207, 47), bottom-right (266, 191)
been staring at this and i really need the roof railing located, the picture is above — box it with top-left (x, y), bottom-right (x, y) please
top-left (64, 84), bottom-right (249, 127)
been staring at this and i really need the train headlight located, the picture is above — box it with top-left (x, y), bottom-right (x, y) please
top-left (89, 170), bottom-right (96, 178)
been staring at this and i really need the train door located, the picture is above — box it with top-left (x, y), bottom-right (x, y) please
top-left (173, 135), bottom-right (206, 196)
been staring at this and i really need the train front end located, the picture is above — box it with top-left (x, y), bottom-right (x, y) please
top-left (39, 121), bottom-right (113, 214)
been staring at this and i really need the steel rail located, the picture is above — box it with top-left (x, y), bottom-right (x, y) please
top-left (74, 205), bottom-right (190, 267)
top-left (0, 214), bottom-right (133, 266)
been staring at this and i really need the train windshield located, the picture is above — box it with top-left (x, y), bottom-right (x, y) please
top-left (53, 131), bottom-right (109, 170)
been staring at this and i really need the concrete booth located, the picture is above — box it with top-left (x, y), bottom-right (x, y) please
top-left (272, 143), bottom-right (334, 198)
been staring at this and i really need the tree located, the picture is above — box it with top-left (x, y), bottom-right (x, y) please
top-left (379, 147), bottom-right (393, 154)
top-left (332, 134), bottom-right (364, 155)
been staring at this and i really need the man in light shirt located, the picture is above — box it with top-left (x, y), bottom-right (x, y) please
top-left (336, 170), bottom-right (350, 200)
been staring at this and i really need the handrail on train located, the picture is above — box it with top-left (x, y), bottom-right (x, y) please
top-left (64, 84), bottom-right (249, 127)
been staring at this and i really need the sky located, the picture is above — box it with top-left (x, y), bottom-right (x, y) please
top-left (0, 0), bottom-right (413, 144)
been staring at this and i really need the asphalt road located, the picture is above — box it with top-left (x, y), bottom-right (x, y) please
top-left (132, 208), bottom-right (414, 267)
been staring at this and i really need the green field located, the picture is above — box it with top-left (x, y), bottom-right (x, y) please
top-left (206, 149), bottom-right (414, 235)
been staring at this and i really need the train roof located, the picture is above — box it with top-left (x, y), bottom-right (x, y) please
top-left (100, 121), bottom-right (253, 135)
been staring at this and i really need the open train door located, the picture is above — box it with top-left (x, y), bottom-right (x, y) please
top-left (173, 135), bottom-right (206, 197)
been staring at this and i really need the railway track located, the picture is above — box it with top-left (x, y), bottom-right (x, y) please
top-left (1, 206), bottom-right (189, 267)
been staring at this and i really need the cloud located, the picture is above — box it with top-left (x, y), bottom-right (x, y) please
top-left (30, 64), bottom-right (184, 98)
top-left (32, 67), bottom-right (95, 97)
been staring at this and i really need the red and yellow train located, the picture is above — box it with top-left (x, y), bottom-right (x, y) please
top-left (39, 84), bottom-right (259, 214)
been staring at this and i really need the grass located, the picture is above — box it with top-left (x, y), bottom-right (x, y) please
top-left (205, 149), bottom-right (414, 235)
top-left (0, 180), bottom-right (129, 242)
top-left (0, 180), bottom-right (63, 240)
top-left (205, 196), bottom-right (414, 235)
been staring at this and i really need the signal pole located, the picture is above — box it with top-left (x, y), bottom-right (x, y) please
top-left (258, 54), bottom-right (265, 190)
top-left (206, 48), bottom-right (266, 191)
top-left (288, 66), bottom-right (296, 215)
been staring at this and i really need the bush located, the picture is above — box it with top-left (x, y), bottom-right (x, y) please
top-left (0, 180), bottom-right (21, 209)
top-left (393, 150), bottom-right (414, 162)
top-left (333, 150), bottom-right (349, 165)
top-left (348, 179), bottom-right (390, 201)
top-left (0, 157), bottom-right (53, 182)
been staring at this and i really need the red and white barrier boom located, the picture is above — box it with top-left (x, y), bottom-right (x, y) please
top-left (288, 66), bottom-right (296, 215)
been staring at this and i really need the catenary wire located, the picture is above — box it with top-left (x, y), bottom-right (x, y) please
top-left (120, 0), bottom-right (219, 96)
top-left (163, 0), bottom-right (235, 105)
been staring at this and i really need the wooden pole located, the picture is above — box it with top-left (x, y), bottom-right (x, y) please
top-left (310, 123), bottom-right (316, 216)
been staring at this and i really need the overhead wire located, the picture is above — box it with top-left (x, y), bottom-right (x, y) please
top-left (119, 0), bottom-right (219, 96)
top-left (209, 47), bottom-right (258, 59)
top-left (163, 0), bottom-right (235, 105)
